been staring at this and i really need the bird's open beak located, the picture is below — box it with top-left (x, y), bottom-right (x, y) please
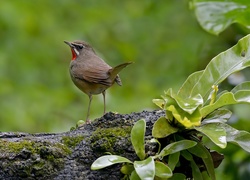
top-left (64, 41), bottom-right (74, 48)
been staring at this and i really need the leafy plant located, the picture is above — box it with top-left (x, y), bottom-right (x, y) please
top-left (152, 34), bottom-right (250, 179)
top-left (91, 119), bottom-right (197, 179)
top-left (92, 34), bottom-right (250, 180)
top-left (190, 0), bottom-right (250, 35)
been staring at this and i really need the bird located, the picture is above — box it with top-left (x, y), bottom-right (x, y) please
top-left (64, 40), bottom-right (132, 121)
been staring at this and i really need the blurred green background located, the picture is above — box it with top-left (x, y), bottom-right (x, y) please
top-left (0, 0), bottom-right (249, 179)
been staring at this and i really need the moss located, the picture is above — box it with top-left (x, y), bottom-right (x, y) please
top-left (32, 161), bottom-right (45, 170)
top-left (0, 140), bottom-right (36, 154)
top-left (0, 139), bottom-right (71, 155)
top-left (93, 126), bottom-right (131, 138)
top-left (54, 142), bottom-right (72, 155)
top-left (90, 126), bottom-right (132, 153)
top-left (0, 139), bottom-right (71, 177)
top-left (61, 135), bottom-right (84, 148)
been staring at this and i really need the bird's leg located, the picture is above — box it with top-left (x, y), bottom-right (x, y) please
top-left (102, 91), bottom-right (106, 114)
top-left (86, 94), bottom-right (92, 121)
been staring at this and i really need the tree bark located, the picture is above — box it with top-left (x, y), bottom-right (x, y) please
top-left (0, 110), bottom-right (164, 180)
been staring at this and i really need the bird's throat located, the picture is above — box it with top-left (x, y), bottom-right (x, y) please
top-left (71, 48), bottom-right (77, 60)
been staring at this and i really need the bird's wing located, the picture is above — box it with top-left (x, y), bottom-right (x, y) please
top-left (71, 57), bottom-right (113, 86)
top-left (109, 62), bottom-right (133, 86)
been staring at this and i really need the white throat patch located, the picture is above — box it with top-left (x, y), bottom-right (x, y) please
top-left (74, 48), bottom-right (80, 55)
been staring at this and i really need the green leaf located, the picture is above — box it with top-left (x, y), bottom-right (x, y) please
top-left (167, 104), bottom-right (202, 128)
top-left (178, 70), bottom-right (204, 98)
top-left (163, 89), bottom-right (177, 107)
top-left (155, 161), bottom-right (173, 179)
top-left (215, 90), bottom-right (229, 100)
top-left (158, 140), bottom-right (197, 159)
top-left (197, 143), bottom-right (216, 180)
top-left (181, 34), bottom-right (250, 101)
top-left (134, 157), bottom-right (155, 180)
top-left (130, 170), bottom-right (141, 180)
top-left (201, 92), bottom-right (235, 117)
top-left (201, 171), bottom-right (210, 179)
top-left (191, 0), bottom-right (250, 35)
top-left (231, 81), bottom-right (250, 93)
top-left (168, 173), bottom-right (186, 180)
top-left (188, 145), bottom-right (208, 158)
top-left (181, 150), bottom-right (193, 161)
top-left (152, 117), bottom-right (178, 138)
top-left (168, 152), bottom-right (180, 171)
top-left (152, 99), bottom-right (165, 109)
top-left (219, 123), bottom-right (250, 152)
top-left (131, 119), bottom-right (146, 160)
top-left (195, 123), bottom-right (227, 148)
top-left (121, 164), bottom-right (134, 175)
top-left (202, 109), bottom-right (232, 124)
top-left (201, 91), bottom-right (250, 117)
top-left (166, 88), bottom-right (203, 114)
top-left (234, 90), bottom-right (250, 102)
top-left (181, 151), bottom-right (203, 180)
top-left (161, 90), bottom-right (202, 128)
top-left (91, 155), bottom-right (132, 170)
top-left (190, 160), bottom-right (203, 180)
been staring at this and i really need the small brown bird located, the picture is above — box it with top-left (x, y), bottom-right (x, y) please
top-left (64, 40), bottom-right (132, 121)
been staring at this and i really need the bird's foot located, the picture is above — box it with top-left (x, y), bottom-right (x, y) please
top-left (85, 119), bottom-right (92, 124)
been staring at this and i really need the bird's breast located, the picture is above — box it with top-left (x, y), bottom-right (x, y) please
top-left (70, 71), bottom-right (108, 95)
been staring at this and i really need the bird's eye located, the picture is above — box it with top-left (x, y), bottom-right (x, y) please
top-left (78, 45), bottom-right (84, 49)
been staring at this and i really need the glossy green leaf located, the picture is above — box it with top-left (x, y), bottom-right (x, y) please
top-left (191, 0), bottom-right (250, 35)
top-left (158, 140), bottom-right (197, 159)
top-left (131, 119), bottom-right (146, 160)
top-left (185, 35), bottom-right (250, 101)
top-left (181, 151), bottom-right (203, 180)
top-left (152, 117), bottom-right (178, 138)
top-left (155, 161), bottom-right (173, 179)
top-left (178, 70), bottom-right (204, 98)
top-left (213, 90), bottom-right (228, 103)
top-left (168, 152), bottom-right (180, 171)
top-left (190, 160), bottom-right (203, 180)
top-left (219, 123), bottom-right (250, 152)
top-left (202, 109), bottom-right (232, 124)
top-left (152, 99), bottom-right (165, 109)
top-left (168, 173), bottom-right (186, 180)
top-left (188, 145), bottom-right (207, 158)
top-left (120, 164), bottom-right (134, 175)
top-left (91, 155), bottom-right (132, 170)
top-left (163, 89), bottom-right (177, 107)
top-left (167, 105), bottom-right (202, 128)
top-left (201, 91), bottom-right (250, 117)
top-left (231, 81), bottom-right (250, 93)
top-left (181, 150), bottom-right (193, 161)
top-left (130, 170), bottom-right (141, 180)
top-left (166, 88), bottom-right (203, 114)
top-left (234, 90), bottom-right (250, 102)
top-left (161, 93), bottom-right (176, 121)
top-left (201, 92), bottom-right (235, 117)
top-left (195, 123), bottom-right (227, 148)
top-left (134, 157), bottom-right (155, 180)
top-left (201, 171), bottom-right (210, 179)
top-left (197, 143), bottom-right (216, 180)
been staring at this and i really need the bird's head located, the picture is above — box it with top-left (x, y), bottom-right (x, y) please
top-left (64, 40), bottom-right (95, 60)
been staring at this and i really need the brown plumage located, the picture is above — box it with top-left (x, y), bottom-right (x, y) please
top-left (64, 40), bottom-right (132, 120)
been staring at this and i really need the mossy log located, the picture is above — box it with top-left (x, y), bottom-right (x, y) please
top-left (0, 110), bottom-right (164, 180)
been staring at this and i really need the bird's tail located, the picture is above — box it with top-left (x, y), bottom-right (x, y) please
top-left (109, 62), bottom-right (133, 86)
